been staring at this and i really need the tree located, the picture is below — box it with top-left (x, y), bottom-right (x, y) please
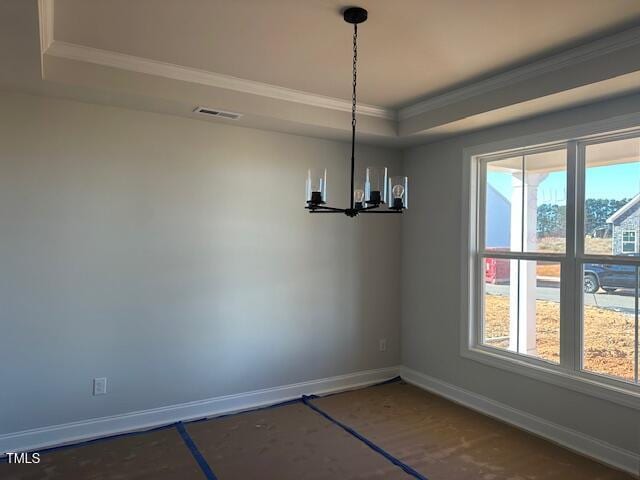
top-left (537, 198), bottom-right (629, 238)
top-left (584, 198), bottom-right (630, 235)
top-left (537, 204), bottom-right (565, 236)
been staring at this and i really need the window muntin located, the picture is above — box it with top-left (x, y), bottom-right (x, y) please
top-left (475, 133), bottom-right (640, 391)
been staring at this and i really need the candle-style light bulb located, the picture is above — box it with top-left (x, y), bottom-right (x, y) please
top-left (389, 177), bottom-right (407, 210)
top-left (392, 184), bottom-right (405, 199)
top-left (354, 188), bottom-right (365, 209)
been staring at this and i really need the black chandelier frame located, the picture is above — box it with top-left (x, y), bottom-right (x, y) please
top-left (305, 7), bottom-right (404, 218)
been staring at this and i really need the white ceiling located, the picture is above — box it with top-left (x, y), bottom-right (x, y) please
top-left (53, 0), bottom-right (640, 108)
top-left (4, 0), bottom-right (640, 146)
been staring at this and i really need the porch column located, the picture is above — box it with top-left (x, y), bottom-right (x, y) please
top-left (509, 172), bottom-right (548, 355)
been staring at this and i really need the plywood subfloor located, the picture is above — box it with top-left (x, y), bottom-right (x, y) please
top-left (0, 427), bottom-right (204, 480)
top-left (1, 380), bottom-right (635, 480)
top-left (309, 381), bottom-right (636, 480)
top-left (185, 401), bottom-right (410, 479)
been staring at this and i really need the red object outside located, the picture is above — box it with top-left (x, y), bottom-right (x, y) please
top-left (485, 257), bottom-right (511, 284)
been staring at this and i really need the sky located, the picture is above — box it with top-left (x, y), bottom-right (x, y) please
top-left (488, 163), bottom-right (640, 205)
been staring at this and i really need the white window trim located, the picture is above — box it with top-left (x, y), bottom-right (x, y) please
top-left (460, 114), bottom-right (640, 411)
top-left (622, 230), bottom-right (637, 253)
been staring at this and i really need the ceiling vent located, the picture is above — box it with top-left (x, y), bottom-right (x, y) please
top-left (193, 106), bottom-right (243, 120)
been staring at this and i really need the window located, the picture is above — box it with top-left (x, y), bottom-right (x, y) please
top-left (622, 231), bottom-right (637, 253)
top-left (468, 131), bottom-right (640, 400)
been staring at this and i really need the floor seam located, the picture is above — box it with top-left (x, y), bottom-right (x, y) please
top-left (301, 395), bottom-right (428, 480)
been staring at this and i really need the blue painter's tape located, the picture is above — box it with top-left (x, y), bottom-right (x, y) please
top-left (0, 376), bottom-right (403, 467)
top-left (301, 395), bottom-right (428, 480)
top-left (175, 422), bottom-right (218, 480)
top-left (0, 422), bottom-right (178, 463)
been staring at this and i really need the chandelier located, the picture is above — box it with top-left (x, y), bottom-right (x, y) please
top-left (305, 7), bottom-right (408, 218)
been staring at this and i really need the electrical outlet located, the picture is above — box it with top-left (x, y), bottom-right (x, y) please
top-left (93, 377), bottom-right (107, 396)
top-left (379, 338), bottom-right (387, 352)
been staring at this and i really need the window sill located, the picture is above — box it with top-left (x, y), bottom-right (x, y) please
top-left (461, 346), bottom-right (640, 410)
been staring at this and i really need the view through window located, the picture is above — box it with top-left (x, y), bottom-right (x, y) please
top-left (477, 134), bottom-right (639, 387)
top-left (581, 137), bottom-right (640, 383)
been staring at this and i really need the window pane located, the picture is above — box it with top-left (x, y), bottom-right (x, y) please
top-left (483, 258), bottom-right (516, 350)
top-left (525, 150), bottom-right (567, 254)
top-left (582, 264), bottom-right (637, 383)
top-left (483, 258), bottom-right (560, 363)
top-left (484, 150), bottom-right (566, 254)
top-left (529, 260), bottom-right (561, 363)
top-left (584, 137), bottom-right (640, 256)
top-left (486, 157), bottom-right (519, 252)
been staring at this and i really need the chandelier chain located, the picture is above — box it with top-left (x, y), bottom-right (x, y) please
top-left (349, 23), bottom-right (358, 209)
top-left (352, 24), bottom-right (357, 129)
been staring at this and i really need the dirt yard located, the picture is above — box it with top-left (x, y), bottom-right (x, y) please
top-left (532, 237), bottom-right (613, 277)
top-left (484, 295), bottom-right (636, 382)
top-left (536, 263), bottom-right (561, 277)
top-left (536, 236), bottom-right (612, 254)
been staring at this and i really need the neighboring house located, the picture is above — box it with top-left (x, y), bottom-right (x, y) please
top-left (486, 184), bottom-right (511, 249)
top-left (485, 185), bottom-right (511, 284)
top-left (607, 193), bottom-right (640, 255)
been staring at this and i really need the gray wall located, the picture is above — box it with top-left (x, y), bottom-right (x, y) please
top-left (0, 92), bottom-right (402, 434)
top-left (402, 93), bottom-right (640, 454)
top-left (3, 87), bottom-right (637, 454)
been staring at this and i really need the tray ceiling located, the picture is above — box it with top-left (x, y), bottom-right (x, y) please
top-left (5, 0), bottom-right (640, 146)
top-left (53, 0), bottom-right (640, 109)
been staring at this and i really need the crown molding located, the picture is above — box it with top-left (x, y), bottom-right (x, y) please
top-left (44, 41), bottom-right (395, 120)
top-left (399, 25), bottom-right (640, 121)
top-left (37, 0), bottom-right (54, 54)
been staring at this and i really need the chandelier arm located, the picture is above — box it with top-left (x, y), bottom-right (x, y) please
top-left (305, 205), bottom-right (347, 212)
top-left (308, 210), bottom-right (347, 214)
top-left (359, 210), bottom-right (404, 214)
top-left (358, 204), bottom-right (383, 211)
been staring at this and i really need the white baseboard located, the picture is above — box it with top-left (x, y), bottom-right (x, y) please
top-left (400, 366), bottom-right (640, 477)
top-left (0, 365), bottom-right (400, 456)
